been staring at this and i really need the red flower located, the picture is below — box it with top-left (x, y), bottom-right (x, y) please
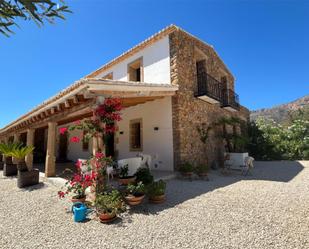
top-left (70, 136), bottom-right (80, 143)
top-left (58, 191), bottom-right (65, 199)
top-left (95, 152), bottom-right (104, 159)
top-left (59, 127), bottom-right (68, 135)
top-left (75, 160), bottom-right (82, 169)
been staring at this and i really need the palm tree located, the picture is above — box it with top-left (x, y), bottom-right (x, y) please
top-left (0, 143), bottom-right (21, 176)
top-left (10, 145), bottom-right (35, 171)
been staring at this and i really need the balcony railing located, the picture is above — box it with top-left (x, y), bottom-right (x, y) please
top-left (222, 89), bottom-right (240, 110)
top-left (195, 72), bottom-right (240, 110)
top-left (195, 72), bottom-right (222, 102)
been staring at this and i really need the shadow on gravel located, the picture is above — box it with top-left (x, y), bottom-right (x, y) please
top-left (131, 161), bottom-right (305, 216)
top-left (20, 182), bottom-right (48, 192)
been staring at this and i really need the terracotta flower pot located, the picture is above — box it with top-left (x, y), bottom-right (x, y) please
top-left (197, 172), bottom-right (208, 177)
top-left (98, 212), bottom-right (116, 223)
top-left (71, 196), bottom-right (86, 203)
top-left (149, 194), bottom-right (165, 204)
top-left (125, 194), bottom-right (145, 206)
top-left (182, 172), bottom-right (193, 177)
top-left (118, 176), bottom-right (136, 185)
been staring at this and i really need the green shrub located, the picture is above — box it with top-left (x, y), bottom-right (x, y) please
top-left (147, 180), bottom-right (166, 197)
top-left (179, 162), bottom-right (194, 173)
top-left (134, 168), bottom-right (154, 185)
top-left (194, 164), bottom-right (208, 174)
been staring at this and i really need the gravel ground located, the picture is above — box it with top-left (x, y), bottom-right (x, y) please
top-left (1, 161), bottom-right (309, 249)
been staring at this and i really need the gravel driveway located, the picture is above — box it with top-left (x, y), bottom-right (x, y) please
top-left (1, 161), bottom-right (309, 249)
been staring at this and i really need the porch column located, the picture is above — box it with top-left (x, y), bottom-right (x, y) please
top-left (92, 136), bottom-right (99, 156)
top-left (92, 133), bottom-right (104, 156)
top-left (25, 128), bottom-right (35, 170)
top-left (12, 133), bottom-right (19, 164)
top-left (45, 122), bottom-right (56, 177)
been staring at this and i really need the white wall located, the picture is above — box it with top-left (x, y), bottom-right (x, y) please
top-left (116, 96), bottom-right (174, 171)
top-left (95, 36), bottom-right (171, 84)
top-left (57, 123), bottom-right (92, 162)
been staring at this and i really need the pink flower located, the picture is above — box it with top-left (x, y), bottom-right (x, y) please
top-left (95, 152), bottom-right (104, 159)
top-left (58, 191), bottom-right (65, 199)
top-left (75, 160), bottom-right (82, 169)
top-left (70, 136), bottom-right (80, 143)
top-left (59, 127), bottom-right (68, 135)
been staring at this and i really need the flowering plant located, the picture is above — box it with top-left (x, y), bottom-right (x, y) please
top-left (95, 98), bottom-right (123, 134)
top-left (58, 164), bottom-right (96, 199)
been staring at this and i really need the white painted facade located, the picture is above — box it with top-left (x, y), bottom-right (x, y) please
top-left (95, 36), bottom-right (171, 84)
top-left (56, 97), bottom-right (174, 171)
top-left (55, 37), bottom-right (175, 171)
top-left (116, 97), bottom-right (174, 171)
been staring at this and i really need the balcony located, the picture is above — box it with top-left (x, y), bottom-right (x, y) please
top-left (222, 89), bottom-right (240, 111)
top-left (195, 72), bottom-right (222, 104)
top-left (195, 72), bottom-right (240, 111)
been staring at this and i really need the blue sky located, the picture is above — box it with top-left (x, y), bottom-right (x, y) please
top-left (0, 0), bottom-right (308, 128)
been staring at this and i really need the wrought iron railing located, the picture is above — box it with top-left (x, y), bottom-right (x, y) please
top-left (222, 89), bottom-right (240, 110)
top-left (195, 72), bottom-right (240, 110)
top-left (196, 72), bottom-right (222, 102)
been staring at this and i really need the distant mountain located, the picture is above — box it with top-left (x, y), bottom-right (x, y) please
top-left (250, 95), bottom-right (309, 123)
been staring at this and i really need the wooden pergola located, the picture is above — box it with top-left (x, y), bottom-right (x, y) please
top-left (0, 79), bottom-right (178, 177)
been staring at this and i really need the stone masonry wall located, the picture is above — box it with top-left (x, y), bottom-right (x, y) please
top-left (169, 29), bottom-right (249, 169)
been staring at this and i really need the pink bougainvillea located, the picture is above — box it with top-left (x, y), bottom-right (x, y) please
top-left (95, 98), bottom-right (123, 134)
top-left (59, 127), bottom-right (68, 135)
top-left (70, 136), bottom-right (80, 143)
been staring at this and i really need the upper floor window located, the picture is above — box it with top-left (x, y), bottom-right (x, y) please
top-left (128, 57), bottom-right (143, 82)
top-left (102, 72), bottom-right (113, 80)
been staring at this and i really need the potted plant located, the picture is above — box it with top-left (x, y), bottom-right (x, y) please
top-left (10, 145), bottom-right (39, 188)
top-left (118, 164), bottom-right (135, 185)
top-left (179, 162), bottom-right (194, 177)
top-left (194, 164), bottom-right (209, 178)
top-left (58, 172), bottom-right (94, 202)
top-left (0, 143), bottom-right (18, 176)
top-left (95, 190), bottom-right (125, 223)
top-left (135, 167), bottom-right (154, 186)
top-left (125, 181), bottom-right (145, 206)
top-left (147, 180), bottom-right (166, 204)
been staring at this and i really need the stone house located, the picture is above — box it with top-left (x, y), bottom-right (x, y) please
top-left (0, 25), bottom-right (249, 176)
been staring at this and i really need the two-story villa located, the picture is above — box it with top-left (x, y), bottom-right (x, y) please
top-left (0, 25), bottom-right (249, 177)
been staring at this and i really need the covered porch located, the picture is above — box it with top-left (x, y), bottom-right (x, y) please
top-left (0, 79), bottom-right (178, 178)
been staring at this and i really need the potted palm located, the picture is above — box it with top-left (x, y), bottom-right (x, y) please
top-left (0, 143), bottom-right (18, 176)
top-left (147, 180), bottom-right (166, 204)
top-left (125, 181), bottom-right (145, 206)
top-left (118, 164), bottom-right (135, 185)
top-left (10, 145), bottom-right (39, 188)
top-left (95, 190), bottom-right (125, 223)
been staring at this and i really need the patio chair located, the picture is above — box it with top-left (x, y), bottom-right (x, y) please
top-left (222, 153), bottom-right (233, 175)
top-left (242, 156), bottom-right (255, 176)
top-left (118, 157), bottom-right (142, 176)
top-left (137, 153), bottom-right (152, 169)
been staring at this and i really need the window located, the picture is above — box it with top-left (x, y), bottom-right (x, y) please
top-left (130, 119), bottom-right (142, 151)
top-left (102, 72), bottom-right (113, 80)
top-left (128, 57), bottom-right (143, 82)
